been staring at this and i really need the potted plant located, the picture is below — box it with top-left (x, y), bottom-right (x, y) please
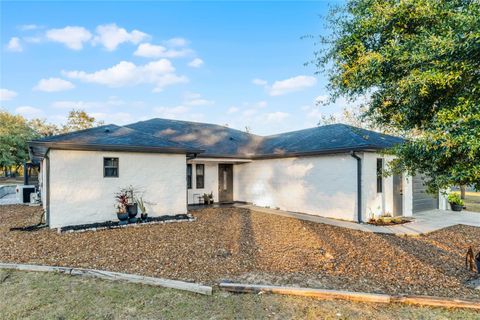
top-left (124, 186), bottom-right (138, 218)
top-left (203, 192), bottom-right (214, 205)
top-left (448, 193), bottom-right (464, 212)
top-left (115, 191), bottom-right (129, 222)
top-left (137, 197), bottom-right (148, 221)
top-left (208, 192), bottom-right (214, 204)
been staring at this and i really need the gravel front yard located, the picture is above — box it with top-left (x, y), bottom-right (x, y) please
top-left (1, 205), bottom-right (479, 299)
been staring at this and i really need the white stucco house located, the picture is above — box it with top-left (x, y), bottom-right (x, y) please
top-left (28, 119), bottom-right (445, 228)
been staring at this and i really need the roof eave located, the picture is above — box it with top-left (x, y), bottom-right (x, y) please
top-left (28, 141), bottom-right (204, 156)
top-left (251, 146), bottom-right (391, 159)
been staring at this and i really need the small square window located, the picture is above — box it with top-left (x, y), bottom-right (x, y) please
top-left (104, 157), bottom-right (119, 178)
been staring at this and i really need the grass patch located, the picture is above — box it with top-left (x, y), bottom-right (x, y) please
top-left (1, 270), bottom-right (479, 320)
top-left (453, 191), bottom-right (480, 212)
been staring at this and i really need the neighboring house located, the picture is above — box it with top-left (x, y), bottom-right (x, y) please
top-left (29, 119), bottom-right (446, 228)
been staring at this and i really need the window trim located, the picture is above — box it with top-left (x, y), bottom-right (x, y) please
top-left (187, 164), bottom-right (192, 189)
top-left (104, 157), bottom-right (119, 178)
top-left (196, 164), bottom-right (205, 189)
top-left (376, 158), bottom-right (383, 193)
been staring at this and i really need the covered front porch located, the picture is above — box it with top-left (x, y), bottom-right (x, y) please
top-left (186, 157), bottom-right (251, 205)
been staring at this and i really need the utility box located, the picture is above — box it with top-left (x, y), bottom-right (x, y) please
top-left (16, 185), bottom-right (36, 203)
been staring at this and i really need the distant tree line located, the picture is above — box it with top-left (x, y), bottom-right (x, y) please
top-left (0, 109), bottom-right (103, 177)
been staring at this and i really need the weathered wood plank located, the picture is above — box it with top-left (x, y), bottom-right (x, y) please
top-left (219, 283), bottom-right (480, 310)
top-left (392, 295), bottom-right (480, 310)
top-left (0, 263), bottom-right (212, 295)
top-left (219, 283), bottom-right (391, 303)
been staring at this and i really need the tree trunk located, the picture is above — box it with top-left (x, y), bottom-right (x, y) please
top-left (460, 185), bottom-right (466, 200)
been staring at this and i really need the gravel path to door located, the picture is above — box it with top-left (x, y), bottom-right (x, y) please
top-left (0, 205), bottom-right (479, 299)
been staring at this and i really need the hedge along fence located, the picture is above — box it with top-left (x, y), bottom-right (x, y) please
top-left (219, 283), bottom-right (480, 310)
top-left (0, 263), bottom-right (212, 295)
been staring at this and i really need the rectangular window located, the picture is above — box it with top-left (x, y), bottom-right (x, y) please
top-left (196, 164), bottom-right (205, 189)
top-left (187, 164), bottom-right (192, 189)
top-left (104, 157), bottom-right (119, 178)
top-left (376, 158), bottom-right (383, 193)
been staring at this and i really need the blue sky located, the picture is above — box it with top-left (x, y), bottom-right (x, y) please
top-left (1, 1), bottom-right (347, 135)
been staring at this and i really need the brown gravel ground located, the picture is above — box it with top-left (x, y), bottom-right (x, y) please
top-left (1, 205), bottom-right (479, 300)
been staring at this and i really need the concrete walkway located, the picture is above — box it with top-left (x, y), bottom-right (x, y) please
top-left (237, 204), bottom-right (480, 236)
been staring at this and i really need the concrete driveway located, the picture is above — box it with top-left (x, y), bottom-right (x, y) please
top-left (239, 204), bottom-right (480, 236)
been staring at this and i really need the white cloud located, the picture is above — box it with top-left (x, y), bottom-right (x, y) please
top-left (243, 109), bottom-right (258, 117)
top-left (0, 88), bottom-right (18, 101)
top-left (257, 101), bottom-right (268, 108)
top-left (18, 24), bottom-right (42, 31)
top-left (93, 23), bottom-right (149, 51)
top-left (265, 111), bottom-right (290, 123)
top-left (90, 112), bottom-right (133, 125)
top-left (15, 106), bottom-right (44, 119)
top-left (252, 78), bottom-right (267, 86)
top-left (23, 37), bottom-right (42, 44)
top-left (153, 105), bottom-right (205, 122)
top-left (268, 75), bottom-right (317, 96)
top-left (51, 96), bottom-right (125, 110)
top-left (134, 43), bottom-right (191, 58)
top-left (184, 92), bottom-right (214, 106)
top-left (165, 37), bottom-right (188, 47)
top-left (7, 37), bottom-right (22, 52)
top-left (227, 106), bottom-right (239, 114)
top-left (46, 26), bottom-right (92, 50)
top-left (188, 58), bottom-right (204, 68)
top-left (63, 59), bottom-right (188, 91)
top-left (33, 78), bottom-right (75, 92)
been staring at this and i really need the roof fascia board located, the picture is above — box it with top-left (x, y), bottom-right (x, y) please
top-left (28, 141), bottom-right (203, 155)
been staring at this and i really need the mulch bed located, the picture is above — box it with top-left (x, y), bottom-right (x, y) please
top-left (0, 205), bottom-right (479, 299)
top-left (58, 214), bottom-right (194, 233)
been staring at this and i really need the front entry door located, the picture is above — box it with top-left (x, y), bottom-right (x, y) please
top-left (393, 173), bottom-right (403, 216)
top-left (218, 164), bottom-right (233, 203)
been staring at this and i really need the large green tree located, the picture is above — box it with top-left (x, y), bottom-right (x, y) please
top-left (61, 109), bottom-right (104, 133)
top-left (0, 109), bottom-right (103, 175)
top-left (0, 112), bottom-right (37, 175)
top-left (316, 0), bottom-right (480, 191)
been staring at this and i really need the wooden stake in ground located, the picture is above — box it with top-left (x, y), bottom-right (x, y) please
top-left (466, 247), bottom-right (478, 272)
top-left (219, 283), bottom-right (480, 310)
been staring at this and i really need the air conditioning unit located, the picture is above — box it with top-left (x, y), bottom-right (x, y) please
top-left (30, 191), bottom-right (41, 206)
top-left (16, 185), bottom-right (36, 204)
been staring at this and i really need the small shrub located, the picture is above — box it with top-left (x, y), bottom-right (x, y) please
top-left (448, 193), bottom-right (464, 206)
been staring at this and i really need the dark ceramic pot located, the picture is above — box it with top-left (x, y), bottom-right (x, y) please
top-left (117, 212), bottom-right (129, 221)
top-left (450, 203), bottom-right (463, 212)
top-left (126, 203), bottom-right (138, 218)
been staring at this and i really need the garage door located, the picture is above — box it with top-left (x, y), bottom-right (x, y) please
top-left (412, 174), bottom-right (438, 213)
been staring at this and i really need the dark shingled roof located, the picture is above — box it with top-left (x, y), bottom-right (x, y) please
top-left (29, 124), bottom-right (201, 159)
top-left (126, 118), bottom-right (264, 157)
top-left (257, 124), bottom-right (404, 157)
top-left (126, 118), bottom-right (403, 158)
top-left (29, 118), bottom-right (403, 159)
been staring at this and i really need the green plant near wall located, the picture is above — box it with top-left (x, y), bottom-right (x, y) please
top-left (448, 193), bottom-right (464, 206)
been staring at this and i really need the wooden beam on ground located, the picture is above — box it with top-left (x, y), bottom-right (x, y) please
top-left (219, 283), bottom-right (480, 310)
top-left (0, 263), bottom-right (212, 295)
top-left (219, 283), bottom-right (391, 303)
top-left (391, 295), bottom-right (480, 310)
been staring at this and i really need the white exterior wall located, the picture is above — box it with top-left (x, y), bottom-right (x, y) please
top-left (48, 149), bottom-right (187, 228)
top-left (233, 154), bottom-right (359, 221)
top-left (361, 153), bottom-right (413, 219)
top-left (40, 158), bottom-right (47, 211)
top-left (234, 152), bottom-right (413, 222)
top-left (187, 161), bottom-right (219, 204)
